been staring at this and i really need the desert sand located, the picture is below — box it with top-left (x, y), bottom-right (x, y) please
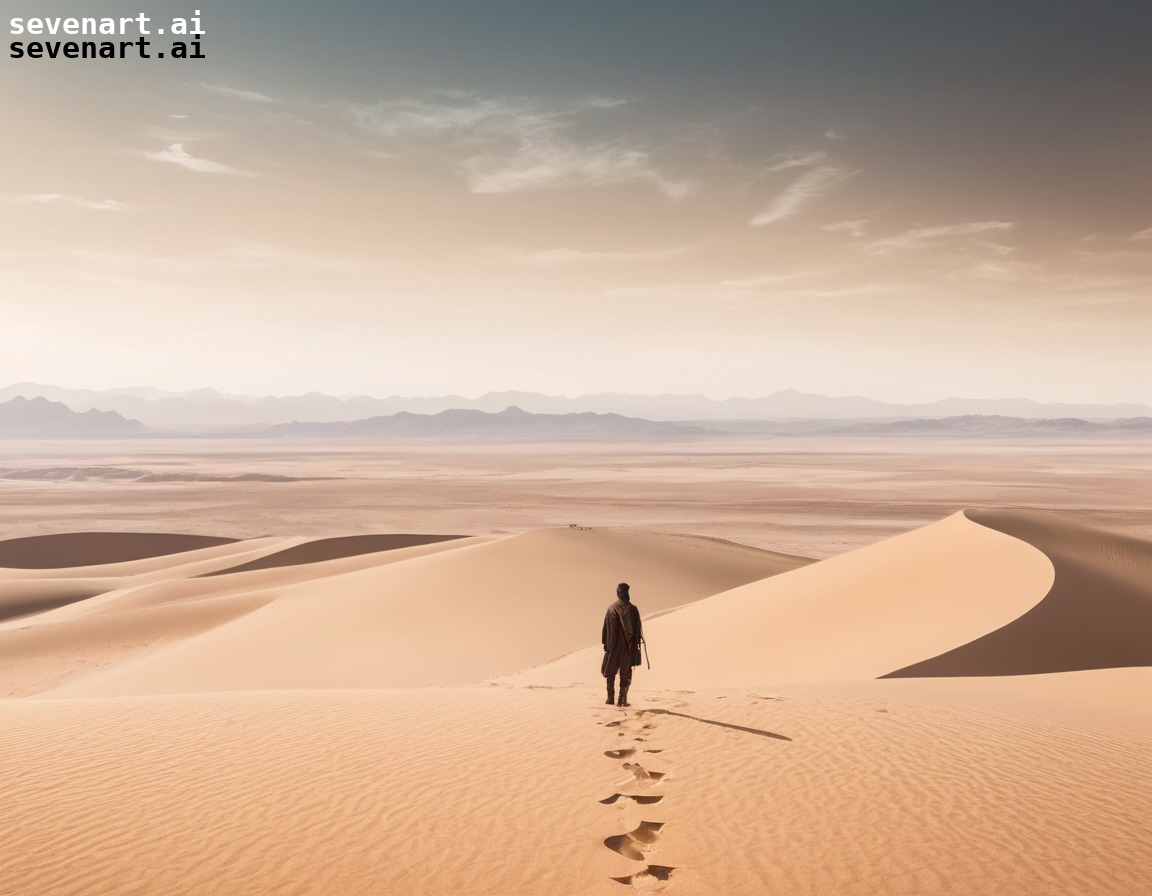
top-left (1, 442), bottom-right (1150, 894)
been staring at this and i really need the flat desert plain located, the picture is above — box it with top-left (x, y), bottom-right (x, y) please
top-left (1, 437), bottom-right (1150, 894)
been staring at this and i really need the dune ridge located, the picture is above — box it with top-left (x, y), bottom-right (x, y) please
top-left (884, 509), bottom-right (1152, 677)
top-left (0, 536), bottom-right (493, 697)
top-left (196, 533), bottom-right (466, 576)
top-left (3, 510), bottom-right (1149, 895)
top-left (505, 511), bottom-right (1057, 689)
top-left (41, 528), bottom-right (812, 696)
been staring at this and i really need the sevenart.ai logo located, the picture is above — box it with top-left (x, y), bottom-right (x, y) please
top-left (9, 9), bottom-right (206, 60)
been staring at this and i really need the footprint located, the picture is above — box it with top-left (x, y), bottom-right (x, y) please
top-left (604, 821), bottom-right (664, 861)
top-left (605, 748), bottom-right (637, 759)
top-left (611, 865), bottom-right (676, 889)
top-left (599, 793), bottom-right (665, 806)
top-left (622, 762), bottom-right (666, 782)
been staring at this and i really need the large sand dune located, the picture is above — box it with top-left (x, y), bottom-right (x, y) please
top-left (3, 509), bottom-right (1148, 894)
top-left (884, 509), bottom-right (1152, 676)
top-left (36, 528), bottom-right (809, 696)
top-left (507, 511), bottom-right (1060, 689)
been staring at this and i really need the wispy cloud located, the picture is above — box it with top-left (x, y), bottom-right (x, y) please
top-left (1129, 226), bottom-right (1152, 241)
top-left (750, 163), bottom-right (858, 226)
top-left (217, 242), bottom-right (360, 271)
top-left (345, 92), bottom-right (692, 198)
top-left (145, 143), bottom-right (247, 175)
top-left (862, 221), bottom-right (1014, 256)
top-left (524, 246), bottom-right (689, 263)
top-left (605, 278), bottom-right (893, 303)
top-left (822, 218), bottom-right (867, 237)
top-left (715, 271), bottom-right (828, 289)
top-left (7, 193), bottom-right (125, 212)
top-left (202, 84), bottom-right (277, 103)
top-left (766, 151), bottom-right (828, 172)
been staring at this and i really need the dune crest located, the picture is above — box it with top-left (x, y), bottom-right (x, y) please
top-left (40, 528), bottom-right (810, 697)
top-left (506, 511), bottom-right (1055, 689)
top-left (883, 509), bottom-right (1152, 677)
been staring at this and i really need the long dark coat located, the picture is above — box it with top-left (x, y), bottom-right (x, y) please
top-left (601, 598), bottom-right (642, 678)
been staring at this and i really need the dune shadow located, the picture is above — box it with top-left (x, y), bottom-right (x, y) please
top-left (883, 510), bottom-right (1152, 679)
top-left (0, 592), bottom-right (104, 623)
top-left (197, 534), bottom-right (465, 577)
top-left (0, 533), bottom-right (236, 569)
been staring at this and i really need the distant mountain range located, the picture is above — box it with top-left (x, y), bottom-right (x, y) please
top-left (1, 382), bottom-right (1148, 428)
top-left (826, 415), bottom-right (1152, 436)
top-left (265, 406), bottom-right (703, 440)
top-left (0, 396), bottom-right (147, 438)
top-left (1, 395), bottom-right (1147, 441)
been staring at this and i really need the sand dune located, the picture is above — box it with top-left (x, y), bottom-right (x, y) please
top-left (885, 509), bottom-right (1152, 677)
top-left (0, 536), bottom-right (301, 631)
top-left (197, 532), bottom-right (466, 576)
top-left (0, 531), bottom-right (237, 568)
top-left (506, 511), bottom-right (1057, 689)
top-left (43, 528), bottom-right (810, 696)
top-left (0, 536), bottom-right (493, 697)
top-left (0, 535), bottom-right (299, 583)
top-left (0, 578), bottom-right (110, 623)
top-left (4, 509), bottom-right (1149, 894)
top-left (2, 684), bottom-right (1148, 896)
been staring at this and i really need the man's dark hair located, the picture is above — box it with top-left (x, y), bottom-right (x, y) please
top-left (617, 582), bottom-right (630, 600)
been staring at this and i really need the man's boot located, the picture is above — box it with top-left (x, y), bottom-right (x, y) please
top-left (606, 682), bottom-right (615, 705)
top-left (617, 685), bottom-right (630, 708)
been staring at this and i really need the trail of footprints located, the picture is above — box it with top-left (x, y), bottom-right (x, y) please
top-left (596, 701), bottom-right (679, 890)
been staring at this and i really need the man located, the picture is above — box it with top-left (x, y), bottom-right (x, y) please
top-left (601, 582), bottom-right (642, 707)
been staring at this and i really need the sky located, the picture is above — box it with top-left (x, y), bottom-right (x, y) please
top-left (2, 0), bottom-right (1149, 402)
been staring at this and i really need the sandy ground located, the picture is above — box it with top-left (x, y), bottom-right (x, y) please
top-left (0, 437), bottom-right (1148, 557)
top-left (1, 442), bottom-right (1149, 895)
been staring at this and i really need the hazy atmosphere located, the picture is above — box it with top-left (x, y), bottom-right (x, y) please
top-left (3, 0), bottom-right (1149, 401)
top-left (3, 5), bottom-right (1150, 896)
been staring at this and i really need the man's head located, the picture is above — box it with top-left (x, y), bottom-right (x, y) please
top-left (617, 582), bottom-right (630, 601)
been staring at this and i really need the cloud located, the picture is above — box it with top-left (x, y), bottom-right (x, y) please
top-left (824, 129), bottom-right (847, 140)
top-left (862, 221), bottom-right (1014, 256)
top-left (822, 218), bottom-right (867, 237)
top-left (7, 193), bottom-right (125, 212)
top-left (345, 93), bottom-right (692, 198)
top-left (766, 151), bottom-right (828, 172)
top-left (202, 84), bottom-right (277, 103)
top-left (750, 164), bottom-right (858, 226)
top-left (716, 272), bottom-right (818, 288)
top-left (1129, 226), bottom-right (1152, 241)
top-left (524, 246), bottom-right (689, 263)
top-left (217, 243), bottom-right (359, 271)
top-left (145, 143), bottom-right (246, 175)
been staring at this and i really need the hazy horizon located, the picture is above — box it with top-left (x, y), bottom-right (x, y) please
top-left (5, 379), bottom-right (1151, 408)
top-left (3, 0), bottom-right (1149, 403)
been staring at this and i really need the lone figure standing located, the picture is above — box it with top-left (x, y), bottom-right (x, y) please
top-left (602, 582), bottom-right (642, 707)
